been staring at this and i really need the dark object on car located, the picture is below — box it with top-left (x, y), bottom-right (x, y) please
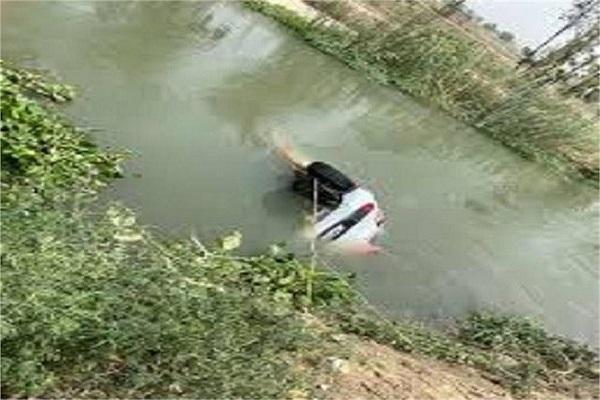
top-left (306, 162), bottom-right (356, 193)
top-left (292, 162), bottom-right (357, 208)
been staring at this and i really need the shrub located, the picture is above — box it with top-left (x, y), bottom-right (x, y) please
top-left (0, 62), bottom-right (122, 203)
top-left (1, 204), bottom-right (320, 397)
top-left (499, 31), bottom-right (515, 42)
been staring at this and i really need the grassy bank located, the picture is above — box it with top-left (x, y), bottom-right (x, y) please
top-left (1, 63), bottom-right (597, 398)
top-left (244, 0), bottom-right (599, 184)
top-left (0, 62), bottom-right (352, 398)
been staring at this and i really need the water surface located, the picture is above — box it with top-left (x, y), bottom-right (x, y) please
top-left (2, 1), bottom-right (598, 345)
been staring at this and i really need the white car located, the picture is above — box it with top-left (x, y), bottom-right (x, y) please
top-left (291, 161), bottom-right (385, 253)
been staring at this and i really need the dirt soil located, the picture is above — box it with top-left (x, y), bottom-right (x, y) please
top-left (317, 334), bottom-right (589, 400)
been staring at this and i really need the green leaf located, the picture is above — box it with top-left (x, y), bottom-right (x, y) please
top-left (218, 231), bottom-right (242, 251)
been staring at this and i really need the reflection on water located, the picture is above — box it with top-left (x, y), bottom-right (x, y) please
top-left (207, 42), bottom-right (371, 146)
top-left (2, 0), bottom-right (598, 346)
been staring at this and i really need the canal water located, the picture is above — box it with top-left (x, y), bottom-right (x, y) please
top-left (2, 1), bottom-right (598, 345)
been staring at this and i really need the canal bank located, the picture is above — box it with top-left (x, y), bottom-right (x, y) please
top-left (2, 0), bottom-right (598, 349)
top-left (2, 61), bottom-right (597, 400)
top-left (245, 0), bottom-right (599, 183)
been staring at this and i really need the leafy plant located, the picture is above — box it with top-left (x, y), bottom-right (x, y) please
top-left (0, 62), bottom-right (123, 204)
top-left (1, 204), bottom-right (321, 398)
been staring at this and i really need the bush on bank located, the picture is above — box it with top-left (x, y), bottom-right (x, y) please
top-left (0, 61), bottom-right (122, 204)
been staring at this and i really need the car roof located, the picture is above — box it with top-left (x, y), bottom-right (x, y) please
top-left (306, 162), bottom-right (356, 193)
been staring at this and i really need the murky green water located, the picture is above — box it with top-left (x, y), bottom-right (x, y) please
top-left (2, 1), bottom-right (598, 345)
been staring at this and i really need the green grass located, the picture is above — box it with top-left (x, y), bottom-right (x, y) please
top-left (1, 202), bottom-right (335, 397)
top-left (244, 0), bottom-right (599, 184)
top-left (1, 62), bottom-right (597, 398)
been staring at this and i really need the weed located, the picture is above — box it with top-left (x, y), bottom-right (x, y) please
top-left (0, 62), bottom-right (123, 205)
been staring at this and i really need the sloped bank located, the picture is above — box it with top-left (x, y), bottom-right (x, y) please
top-left (244, 0), bottom-right (599, 185)
top-left (1, 63), bottom-right (597, 399)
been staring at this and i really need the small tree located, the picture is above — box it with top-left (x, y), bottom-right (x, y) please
top-left (521, 46), bottom-right (533, 56)
top-left (483, 22), bottom-right (497, 31)
top-left (499, 31), bottom-right (515, 42)
top-left (463, 7), bottom-right (475, 20)
top-left (438, 0), bottom-right (467, 17)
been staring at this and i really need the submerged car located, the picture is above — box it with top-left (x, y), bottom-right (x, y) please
top-left (290, 160), bottom-right (385, 253)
